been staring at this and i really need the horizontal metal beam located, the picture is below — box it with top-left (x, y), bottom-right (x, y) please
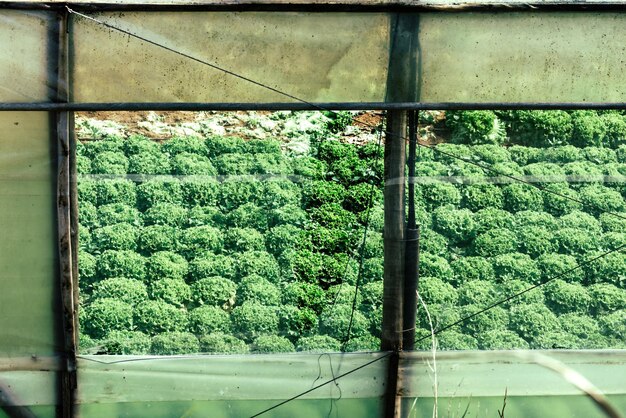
top-left (1, 1), bottom-right (626, 12)
top-left (0, 102), bottom-right (625, 112)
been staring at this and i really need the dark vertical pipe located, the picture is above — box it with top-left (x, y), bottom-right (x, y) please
top-left (381, 12), bottom-right (418, 417)
top-left (403, 110), bottom-right (420, 351)
top-left (400, 112), bottom-right (421, 418)
top-left (381, 110), bottom-right (407, 418)
top-left (69, 123), bottom-right (79, 359)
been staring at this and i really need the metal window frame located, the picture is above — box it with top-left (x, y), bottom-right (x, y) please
top-left (0, 3), bottom-right (625, 418)
top-left (1, 1), bottom-right (626, 12)
top-left (1, 102), bottom-right (626, 111)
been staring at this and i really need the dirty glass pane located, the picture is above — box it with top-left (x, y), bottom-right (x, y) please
top-left (70, 11), bottom-right (626, 105)
top-left (0, 112), bottom-right (58, 416)
top-left (419, 12), bottom-right (626, 103)
top-left (401, 350), bottom-right (626, 418)
top-left (77, 353), bottom-right (387, 417)
top-left (0, 11), bottom-right (54, 102)
top-left (71, 12), bottom-right (390, 103)
top-left (402, 107), bottom-right (626, 410)
top-left (0, 371), bottom-right (57, 418)
top-left (0, 112), bottom-right (57, 356)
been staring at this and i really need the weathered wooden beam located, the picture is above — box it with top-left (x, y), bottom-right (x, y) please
top-left (380, 11), bottom-right (415, 415)
top-left (53, 8), bottom-right (78, 418)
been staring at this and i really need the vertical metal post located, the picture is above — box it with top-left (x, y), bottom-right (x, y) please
top-left (400, 111), bottom-right (421, 418)
top-left (382, 12), bottom-right (419, 417)
top-left (381, 110), bottom-right (407, 418)
top-left (402, 110), bottom-right (420, 351)
top-left (53, 9), bottom-right (78, 418)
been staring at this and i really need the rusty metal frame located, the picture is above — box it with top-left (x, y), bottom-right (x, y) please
top-left (1, 1), bottom-right (626, 12)
top-left (0, 3), bottom-right (624, 418)
top-left (1, 102), bottom-right (626, 111)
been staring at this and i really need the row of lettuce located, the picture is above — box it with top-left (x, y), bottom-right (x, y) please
top-left (77, 111), bottom-right (626, 355)
top-left (445, 110), bottom-right (626, 148)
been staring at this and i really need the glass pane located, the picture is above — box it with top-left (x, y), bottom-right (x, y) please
top-left (419, 12), bottom-right (626, 103)
top-left (0, 112), bottom-right (59, 416)
top-left (0, 11), bottom-right (54, 102)
top-left (71, 11), bottom-right (626, 105)
top-left (71, 12), bottom-right (390, 103)
top-left (79, 400), bottom-right (382, 418)
top-left (0, 112), bottom-right (57, 356)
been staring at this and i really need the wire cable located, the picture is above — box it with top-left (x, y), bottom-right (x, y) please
top-left (66, 7), bottom-right (332, 114)
top-left (249, 352), bottom-right (392, 418)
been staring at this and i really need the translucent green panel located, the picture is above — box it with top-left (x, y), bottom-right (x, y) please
top-left (419, 12), bottom-right (626, 103)
top-left (0, 371), bottom-right (57, 406)
top-left (0, 11), bottom-right (54, 102)
top-left (405, 395), bottom-right (626, 418)
top-left (79, 399), bottom-right (382, 418)
top-left (71, 12), bottom-right (390, 103)
top-left (77, 353), bottom-right (388, 403)
top-left (0, 406), bottom-right (56, 418)
top-left (403, 350), bottom-right (626, 397)
top-left (0, 112), bottom-right (57, 355)
top-left (401, 350), bottom-right (626, 417)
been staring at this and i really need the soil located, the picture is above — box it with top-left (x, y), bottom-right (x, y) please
top-left (77, 110), bottom-right (253, 140)
top-left (353, 112), bottom-right (385, 130)
top-left (78, 110), bottom-right (266, 128)
top-left (76, 110), bottom-right (447, 145)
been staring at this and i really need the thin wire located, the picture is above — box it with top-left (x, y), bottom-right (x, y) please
top-left (341, 116), bottom-right (386, 350)
top-left (325, 354), bottom-right (343, 418)
top-left (415, 241), bottom-right (626, 344)
top-left (249, 352), bottom-right (392, 418)
top-left (76, 354), bottom-right (215, 364)
top-left (311, 353), bottom-right (342, 418)
top-left (66, 7), bottom-right (330, 113)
